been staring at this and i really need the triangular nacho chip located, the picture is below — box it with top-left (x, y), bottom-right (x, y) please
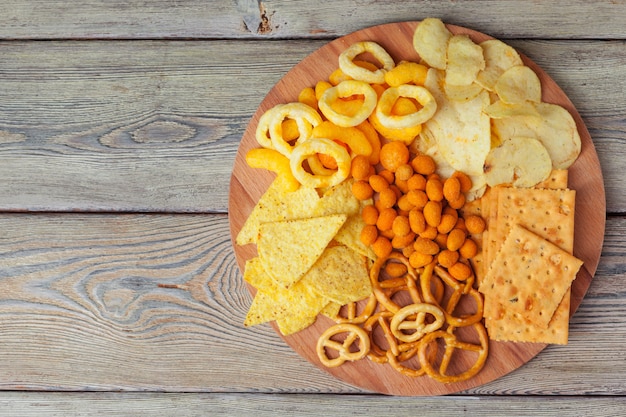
top-left (236, 178), bottom-right (320, 246)
top-left (301, 245), bottom-right (371, 305)
top-left (257, 214), bottom-right (348, 288)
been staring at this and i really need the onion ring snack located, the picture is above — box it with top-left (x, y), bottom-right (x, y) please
top-left (318, 80), bottom-right (378, 127)
top-left (289, 137), bottom-right (351, 188)
top-left (267, 102), bottom-right (323, 157)
top-left (375, 84), bottom-right (437, 129)
top-left (338, 41), bottom-right (395, 84)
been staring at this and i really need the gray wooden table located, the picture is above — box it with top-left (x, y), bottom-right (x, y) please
top-left (0, 1), bottom-right (624, 415)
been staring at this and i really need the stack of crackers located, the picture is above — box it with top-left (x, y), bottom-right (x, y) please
top-left (470, 170), bottom-right (583, 344)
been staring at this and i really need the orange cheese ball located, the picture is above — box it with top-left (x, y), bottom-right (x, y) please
top-left (351, 154), bottom-right (372, 181)
top-left (459, 237), bottom-right (478, 259)
top-left (369, 174), bottom-right (390, 192)
top-left (392, 215), bottom-right (411, 237)
top-left (465, 215), bottom-right (486, 235)
top-left (409, 252), bottom-right (433, 269)
top-left (447, 228), bottom-right (467, 252)
top-left (411, 154), bottom-right (436, 175)
top-left (361, 204), bottom-right (379, 225)
top-left (372, 236), bottom-right (393, 259)
top-left (443, 177), bottom-right (461, 202)
top-left (378, 187), bottom-right (398, 209)
top-left (352, 180), bottom-right (374, 200)
top-left (360, 224), bottom-right (379, 246)
top-left (380, 141), bottom-right (410, 172)
top-left (448, 261), bottom-right (472, 281)
top-left (376, 208), bottom-right (397, 231)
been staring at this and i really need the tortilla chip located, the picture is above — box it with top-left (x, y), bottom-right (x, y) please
top-left (302, 245), bottom-right (371, 305)
top-left (243, 256), bottom-right (328, 332)
top-left (257, 214), bottom-right (348, 289)
top-left (236, 178), bottom-right (320, 245)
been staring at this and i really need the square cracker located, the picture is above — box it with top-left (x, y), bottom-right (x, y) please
top-left (494, 186), bottom-right (576, 257)
top-left (482, 224), bottom-right (582, 329)
top-left (485, 288), bottom-right (571, 345)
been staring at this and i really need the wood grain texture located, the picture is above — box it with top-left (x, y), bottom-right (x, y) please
top-left (0, 213), bottom-right (623, 394)
top-left (0, 392), bottom-right (625, 417)
top-left (0, 0), bottom-right (623, 409)
top-left (0, 39), bottom-right (623, 212)
top-left (0, 0), bottom-right (624, 40)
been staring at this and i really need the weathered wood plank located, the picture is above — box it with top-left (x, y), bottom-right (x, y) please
top-left (0, 392), bottom-right (625, 416)
top-left (0, 39), bottom-right (623, 212)
top-left (0, 0), bottom-right (624, 40)
top-left (0, 213), bottom-right (622, 394)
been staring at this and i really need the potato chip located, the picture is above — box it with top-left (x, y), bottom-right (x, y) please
top-left (236, 177), bottom-right (320, 246)
top-left (495, 65), bottom-right (542, 104)
top-left (301, 245), bottom-right (371, 305)
top-left (443, 82), bottom-right (484, 102)
top-left (476, 39), bottom-right (523, 91)
top-left (484, 100), bottom-right (541, 119)
top-left (483, 137), bottom-right (552, 188)
top-left (412, 18), bottom-right (451, 70)
top-left (492, 102), bottom-right (581, 169)
top-left (257, 214), bottom-right (348, 288)
top-left (445, 35), bottom-right (485, 87)
top-left (423, 68), bottom-right (491, 178)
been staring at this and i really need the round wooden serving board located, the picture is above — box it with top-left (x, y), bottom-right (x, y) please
top-left (228, 21), bottom-right (605, 396)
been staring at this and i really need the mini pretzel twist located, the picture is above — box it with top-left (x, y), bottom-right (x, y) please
top-left (390, 303), bottom-right (445, 343)
top-left (316, 323), bottom-right (371, 368)
top-left (418, 322), bottom-right (489, 384)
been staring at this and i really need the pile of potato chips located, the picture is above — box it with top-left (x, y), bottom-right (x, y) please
top-left (414, 18), bottom-right (581, 199)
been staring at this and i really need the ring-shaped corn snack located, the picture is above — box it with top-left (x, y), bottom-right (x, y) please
top-left (245, 148), bottom-right (300, 192)
top-left (319, 80), bottom-right (378, 127)
top-left (268, 102), bottom-right (323, 157)
top-left (255, 104), bottom-right (283, 148)
top-left (316, 323), bottom-right (371, 368)
top-left (312, 121), bottom-right (373, 157)
top-left (375, 84), bottom-right (437, 129)
top-left (338, 41), bottom-right (395, 84)
top-left (290, 138), bottom-right (351, 188)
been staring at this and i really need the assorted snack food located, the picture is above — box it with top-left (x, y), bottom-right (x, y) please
top-left (235, 18), bottom-right (583, 384)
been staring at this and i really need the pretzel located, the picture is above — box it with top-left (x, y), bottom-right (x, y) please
top-left (370, 252), bottom-right (420, 313)
top-left (318, 80), bottom-right (378, 127)
top-left (418, 322), bottom-right (489, 383)
top-left (316, 323), bottom-right (371, 367)
top-left (363, 311), bottom-right (398, 364)
top-left (332, 293), bottom-right (378, 324)
top-left (386, 343), bottom-right (428, 377)
top-left (390, 303), bottom-right (445, 343)
top-left (420, 265), bottom-right (484, 327)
